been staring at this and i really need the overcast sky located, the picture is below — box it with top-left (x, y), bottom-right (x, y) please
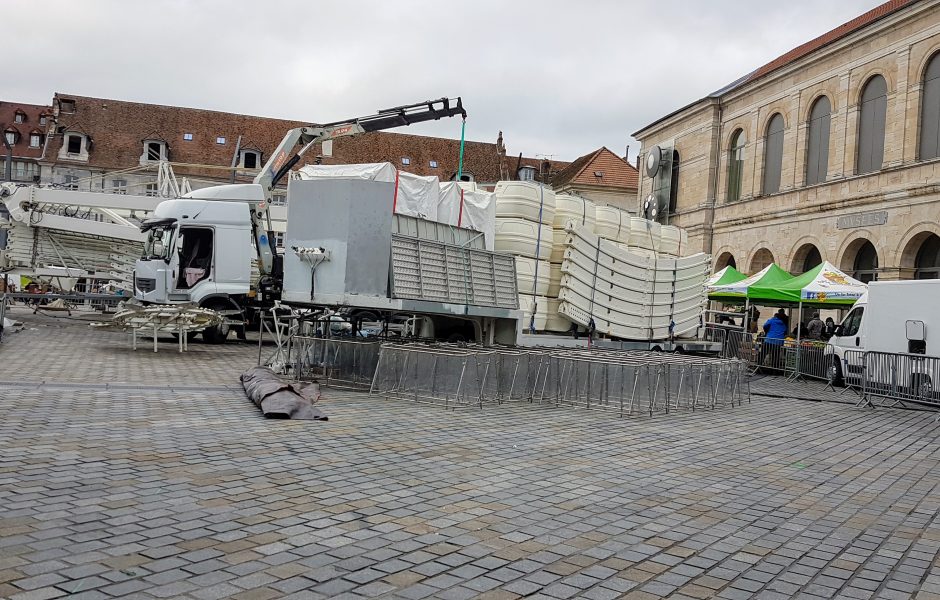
top-left (5, 0), bottom-right (883, 163)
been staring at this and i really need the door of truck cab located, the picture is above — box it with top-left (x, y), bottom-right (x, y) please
top-left (170, 226), bottom-right (215, 299)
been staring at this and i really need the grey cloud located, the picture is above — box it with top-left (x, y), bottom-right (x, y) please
top-left (3, 0), bottom-right (880, 161)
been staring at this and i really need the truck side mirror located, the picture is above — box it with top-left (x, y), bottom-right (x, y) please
top-left (834, 325), bottom-right (844, 337)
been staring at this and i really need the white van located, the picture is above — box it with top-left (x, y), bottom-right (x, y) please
top-left (827, 280), bottom-right (940, 388)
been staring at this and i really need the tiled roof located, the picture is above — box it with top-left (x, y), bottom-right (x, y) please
top-left (46, 93), bottom-right (508, 183)
top-left (552, 147), bottom-right (638, 190)
top-left (744, 0), bottom-right (919, 85)
top-left (0, 101), bottom-right (52, 160)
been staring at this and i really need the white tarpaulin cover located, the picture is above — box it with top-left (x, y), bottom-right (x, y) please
top-left (295, 162), bottom-right (494, 249)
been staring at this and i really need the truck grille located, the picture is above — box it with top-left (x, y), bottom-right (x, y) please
top-left (135, 277), bottom-right (156, 293)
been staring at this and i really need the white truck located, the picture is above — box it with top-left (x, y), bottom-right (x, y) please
top-left (827, 279), bottom-right (940, 391)
top-left (131, 97), bottom-right (521, 343)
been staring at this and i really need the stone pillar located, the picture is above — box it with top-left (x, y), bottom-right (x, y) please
top-left (886, 47), bottom-right (910, 168)
top-left (837, 73), bottom-right (854, 178)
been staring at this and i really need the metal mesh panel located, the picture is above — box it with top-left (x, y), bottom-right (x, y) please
top-left (370, 343), bottom-right (748, 414)
top-left (290, 337), bottom-right (382, 389)
top-left (390, 234), bottom-right (518, 309)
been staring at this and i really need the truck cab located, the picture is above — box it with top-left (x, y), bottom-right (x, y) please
top-left (134, 191), bottom-right (255, 341)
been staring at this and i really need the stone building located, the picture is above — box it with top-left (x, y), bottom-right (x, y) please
top-left (634, 0), bottom-right (940, 281)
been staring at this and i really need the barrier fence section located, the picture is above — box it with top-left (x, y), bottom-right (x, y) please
top-left (0, 294), bottom-right (7, 342)
top-left (289, 336), bottom-right (383, 389)
top-left (369, 343), bottom-right (749, 414)
top-left (859, 351), bottom-right (940, 410)
top-left (724, 331), bottom-right (840, 383)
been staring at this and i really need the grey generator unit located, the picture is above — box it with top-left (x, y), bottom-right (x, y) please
top-left (282, 178), bottom-right (520, 321)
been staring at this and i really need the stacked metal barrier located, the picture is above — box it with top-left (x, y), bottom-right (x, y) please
top-left (369, 343), bottom-right (749, 414)
top-left (289, 336), bottom-right (383, 389)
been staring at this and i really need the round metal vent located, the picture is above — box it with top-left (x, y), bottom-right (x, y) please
top-left (645, 145), bottom-right (662, 177)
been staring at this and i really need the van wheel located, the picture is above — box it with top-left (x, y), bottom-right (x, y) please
top-left (913, 375), bottom-right (934, 400)
top-left (827, 357), bottom-right (844, 387)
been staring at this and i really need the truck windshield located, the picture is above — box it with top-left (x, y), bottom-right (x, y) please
top-left (144, 225), bottom-right (175, 261)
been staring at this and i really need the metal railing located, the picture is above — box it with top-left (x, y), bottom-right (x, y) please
top-left (857, 351), bottom-right (940, 410)
top-left (0, 294), bottom-right (7, 342)
top-left (288, 336), bottom-right (383, 389)
top-left (369, 343), bottom-right (749, 414)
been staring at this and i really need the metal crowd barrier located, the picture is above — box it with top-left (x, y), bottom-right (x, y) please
top-left (857, 351), bottom-right (940, 410)
top-left (288, 336), bottom-right (383, 390)
top-left (0, 294), bottom-right (7, 342)
top-left (369, 343), bottom-right (749, 414)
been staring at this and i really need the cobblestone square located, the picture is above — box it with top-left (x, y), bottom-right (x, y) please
top-left (1, 307), bottom-right (939, 599)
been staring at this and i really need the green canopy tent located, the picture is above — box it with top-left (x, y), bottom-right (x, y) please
top-left (748, 261), bottom-right (867, 356)
top-left (707, 264), bottom-right (794, 332)
top-left (705, 265), bottom-right (747, 288)
top-left (707, 263), bottom-right (794, 302)
top-left (747, 261), bottom-right (866, 308)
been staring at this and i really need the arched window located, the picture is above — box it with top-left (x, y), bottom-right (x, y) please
top-left (915, 234), bottom-right (940, 279)
top-left (762, 114), bottom-right (785, 194)
top-left (853, 240), bottom-right (879, 283)
top-left (668, 149), bottom-right (680, 214)
top-left (806, 96), bottom-right (831, 185)
top-left (920, 53), bottom-right (940, 160)
top-left (727, 130), bottom-right (745, 202)
top-left (715, 252), bottom-right (736, 271)
top-left (857, 75), bottom-right (887, 174)
top-left (750, 248), bottom-right (774, 273)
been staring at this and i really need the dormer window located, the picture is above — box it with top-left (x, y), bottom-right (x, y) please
top-left (59, 99), bottom-right (75, 114)
top-left (67, 134), bottom-right (82, 153)
top-left (29, 132), bottom-right (42, 148)
top-left (58, 132), bottom-right (90, 162)
top-left (4, 129), bottom-right (17, 146)
top-left (39, 115), bottom-right (47, 126)
top-left (518, 166), bottom-right (536, 181)
top-left (14, 111), bottom-right (25, 124)
top-left (141, 140), bottom-right (168, 164)
top-left (239, 149), bottom-right (261, 169)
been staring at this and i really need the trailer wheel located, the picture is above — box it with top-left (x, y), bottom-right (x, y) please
top-left (827, 357), bottom-right (844, 388)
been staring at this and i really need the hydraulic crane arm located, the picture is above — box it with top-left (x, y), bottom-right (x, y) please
top-left (256, 97), bottom-right (466, 199)
top-left (250, 97), bottom-right (466, 277)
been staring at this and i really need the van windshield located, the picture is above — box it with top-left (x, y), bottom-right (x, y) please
top-left (144, 225), bottom-right (175, 261)
top-left (841, 307), bottom-right (864, 337)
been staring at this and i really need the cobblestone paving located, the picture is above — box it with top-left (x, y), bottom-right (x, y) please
top-left (2, 308), bottom-right (940, 599)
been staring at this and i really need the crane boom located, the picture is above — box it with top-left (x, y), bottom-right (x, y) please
top-left (250, 96), bottom-right (466, 276)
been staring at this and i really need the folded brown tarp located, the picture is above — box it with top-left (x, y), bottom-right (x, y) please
top-left (240, 367), bottom-right (329, 420)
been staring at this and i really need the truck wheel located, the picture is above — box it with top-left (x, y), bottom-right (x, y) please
top-left (201, 301), bottom-right (232, 344)
top-left (827, 357), bottom-right (844, 388)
